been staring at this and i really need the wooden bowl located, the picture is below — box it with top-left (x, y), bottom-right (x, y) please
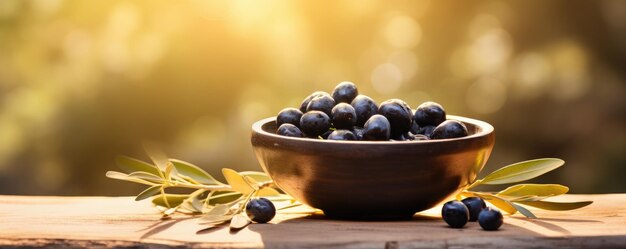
top-left (250, 115), bottom-right (495, 220)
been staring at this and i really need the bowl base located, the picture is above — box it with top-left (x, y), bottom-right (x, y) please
top-left (323, 209), bottom-right (415, 221)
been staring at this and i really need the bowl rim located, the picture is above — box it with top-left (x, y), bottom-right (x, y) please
top-left (252, 114), bottom-right (494, 145)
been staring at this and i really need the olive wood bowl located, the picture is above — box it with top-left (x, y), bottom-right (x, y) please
top-left (250, 115), bottom-right (495, 220)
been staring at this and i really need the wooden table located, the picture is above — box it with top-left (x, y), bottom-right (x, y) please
top-left (0, 194), bottom-right (624, 248)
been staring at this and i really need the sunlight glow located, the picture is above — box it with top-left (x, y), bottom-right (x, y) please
top-left (512, 52), bottom-right (552, 99)
top-left (466, 77), bottom-right (507, 114)
top-left (382, 15), bottom-right (422, 49)
top-left (388, 50), bottom-right (419, 81)
top-left (371, 63), bottom-right (403, 95)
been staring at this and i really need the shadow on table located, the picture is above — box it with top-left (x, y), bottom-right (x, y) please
top-left (508, 216), bottom-right (603, 236)
top-left (244, 212), bottom-right (605, 248)
top-left (137, 216), bottom-right (195, 240)
top-left (134, 211), bottom-right (609, 247)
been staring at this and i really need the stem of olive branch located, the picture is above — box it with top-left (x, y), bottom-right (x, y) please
top-left (170, 180), bottom-right (275, 192)
top-left (167, 181), bottom-right (233, 191)
top-left (153, 177), bottom-right (275, 194)
top-left (465, 179), bottom-right (482, 190)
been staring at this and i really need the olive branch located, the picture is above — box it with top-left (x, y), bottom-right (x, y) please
top-left (458, 158), bottom-right (593, 218)
top-left (105, 148), bottom-right (309, 231)
top-left (107, 151), bottom-right (592, 230)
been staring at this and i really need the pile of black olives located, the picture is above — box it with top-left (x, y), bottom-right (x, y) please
top-left (275, 82), bottom-right (469, 141)
top-left (442, 197), bottom-right (503, 231)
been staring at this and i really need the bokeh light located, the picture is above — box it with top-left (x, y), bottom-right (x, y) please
top-left (465, 77), bottom-right (507, 114)
top-left (371, 63), bottom-right (403, 95)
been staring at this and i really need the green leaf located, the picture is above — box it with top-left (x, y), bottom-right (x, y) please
top-left (143, 144), bottom-right (170, 170)
top-left (165, 162), bottom-right (174, 180)
top-left (497, 184), bottom-right (569, 197)
top-left (115, 156), bottom-right (161, 176)
top-left (199, 214), bottom-right (233, 225)
top-left (152, 194), bottom-right (189, 208)
top-left (222, 168), bottom-right (254, 194)
top-left (164, 207), bottom-right (178, 216)
top-left (198, 214), bottom-right (233, 225)
top-left (190, 196), bottom-right (204, 212)
top-left (105, 171), bottom-right (157, 186)
top-left (517, 200), bottom-right (593, 211)
top-left (471, 192), bottom-right (518, 214)
top-left (170, 159), bottom-right (221, 185)
top-left (512, 203), bottom-right (537, 218)
top-left (263, 194), bottom-right (297, 202)
top-left (178, 202), bottom-right (200, 214)
top-left (199, 204), bottom-right (234, 224)
top-left (479, 158), bottom-right (564, 185)
top-left (230, 213), bottom-right (251, 231)
top-left (239, 171), bottom-right (272, 183)
top-left (128, 171), bottom-right (164, 183)
top-left (206, 204), bottom-right (231, 216)
top-left (243, 176), bottom-right (260, 190)
top-left (105, 170), bottom-right (131, 180)
top-left (209, 192), bottom-right (243, 205)
top-left (177, 189), bottom-right (206, 213)
top-left (257, 187), bottom-right (281, 197)
top-left (135, 185), bottom-right (162, 201)
top-left (276, 203), bottom-right (303, 211)
top-left (176, 205), bottom-right (197, 214)
top-left (507, 195), bottom-right (552, 202)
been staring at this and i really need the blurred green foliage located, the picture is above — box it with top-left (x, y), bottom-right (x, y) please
top-left (0, 0), bottom-right (624, 195)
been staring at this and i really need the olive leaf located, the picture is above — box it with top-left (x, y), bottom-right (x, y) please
top-left (199, 204), bottom-right (234, 224)
top-left (276, 202), bottom-right (303, 211)
top-left (507, 195), bottom-right (552, 202)
top-left (170, 159), bottom-right (221, 185)
top-left (470, 192), bottom-right (518, 215)
top-left (511, 203), bottom-right (537, 218)
top-left (177, 205), bottom-right (197, 214)
top-left (175, 189), bottom-right (206, 214)
top-left (230, 213), bottom-right (251, 231)
top-left (152, 194), bottom-right (190, 208)
top-left (478, 158), bottom-right (564, 185)
top-left (135, 185), bottom-right (162, 201)
top-left (178, 201), bottom-right (201, 214)
top-left (209, 192), bottom-right (243, 205)
top-left (497, 184), bottom-right (569, 197)
top-left (239, 171), bottom-right (272, 183)
top-left (263, 194), bottom-right (297, 202)
top-left (143, 144), bottom-right (171, 171)
top-left (164, 207), bottom-right (178, 216)
top-left (243, 176), bottom-right (260, 190)
top-left (257, 187), bottom-right (281, 197)
top-left (164, 162), bottom-right (175, 181)
top-left (222, 168), bottom-right (255, 194)
top-left (200, 214), bottom-right (233, 225)
top-left (190, 195), bottom-right (204, 212)
top-left (128, 171), bottom-right (164, 183)
top-left (115, 156), bottom-right (161, 176)
top-left (239, 174), bottom-right (281, 196)
top-left (517, 200), bottom-right (593, 211)
top-left (105, 171), bottom-right (157, 186)
top-left (205, 204), bottom-right (231, 216)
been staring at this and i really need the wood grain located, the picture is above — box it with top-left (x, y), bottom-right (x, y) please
top-left (0, 194), bottom-right (625, 248)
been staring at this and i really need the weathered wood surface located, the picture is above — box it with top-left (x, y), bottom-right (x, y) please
top-left (0, 194), bottom-right (625, 248)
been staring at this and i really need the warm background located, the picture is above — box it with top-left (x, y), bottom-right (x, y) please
top-left (0, 0), bottom-right (624, 196)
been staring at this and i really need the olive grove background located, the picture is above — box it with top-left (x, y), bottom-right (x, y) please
top-left (0, 0), bottom-right (624, 195)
